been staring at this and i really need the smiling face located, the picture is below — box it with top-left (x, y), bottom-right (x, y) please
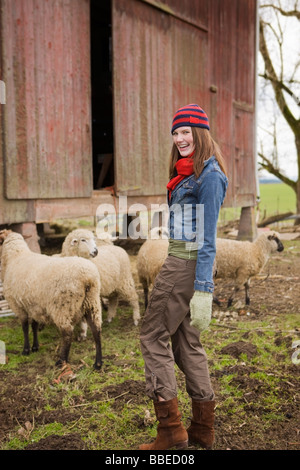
top-left (172, 126), bottom-right (195, 157)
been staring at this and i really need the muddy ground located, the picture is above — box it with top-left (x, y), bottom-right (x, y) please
top-left (0, 229), bottom-right (299, 451)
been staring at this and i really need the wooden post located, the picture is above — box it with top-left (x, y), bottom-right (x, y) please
top-left (9, 222), bottom-right (41, 253)
top-left (237, 206), bottom-right (257, 241)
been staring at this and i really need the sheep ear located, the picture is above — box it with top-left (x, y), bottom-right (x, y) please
top-left (0, 229), bottom-right (12, 244)
top-left (71, 238), bottom-right (78, 246)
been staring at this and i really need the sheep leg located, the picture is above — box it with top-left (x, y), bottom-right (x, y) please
top-left (144, 287), bottom-right (149, 310)
top-left (124, 278), bottom-right (141, 325)
top-left (21, 318), bottom-right (31, 356)
top-left (245, 280), bottom-right (250, 305)
top-left (227, 293), bottom-right (234, 308)
top-left (227, 287), bottom-right (239, 307)
top-left (56, 329), bottom-right (73, 366)
top-left (31, 319), bottom-right (39, 352)
top-left (85, 312), bottom-right (102, 370)
top-left (228, 277), bottom-right (249, 307)
top-left (131, 297), bottom-right (141, 326)
top-left (107, 294), bottom-right (118, 323)
top-left (213, 295), bottom-right (221, 306)
top-left (78, 320), bottom-right (88, 341)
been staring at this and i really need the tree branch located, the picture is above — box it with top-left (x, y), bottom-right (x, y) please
top-left (259, 19), bottom-right (299, 134)
top-left (258, 72), bottom-right (300, 106)
top-left (260, 4), bottom-right (300, 20)
top-left (258, 152), bottom-right (297, 190)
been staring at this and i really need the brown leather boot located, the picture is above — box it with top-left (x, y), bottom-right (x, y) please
top-left (187, 400), bottom-right (215, 449)
top-left (139, 397), bottom-right (188, 450)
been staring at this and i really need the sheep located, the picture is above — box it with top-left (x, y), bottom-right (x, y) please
top-left (60, 229), bottom-right (140, 329)
top-left (0, 229), bottom-right (103, 369)
top-left (214, 231), bottom-right (284, 307)
top-left (96, 231), bottom-right (117, 245)
top-left (137, 227), bottom-right (169, 309)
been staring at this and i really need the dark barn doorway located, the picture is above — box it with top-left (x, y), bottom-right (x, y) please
top-left (90, 0), bottom-right (114, 189)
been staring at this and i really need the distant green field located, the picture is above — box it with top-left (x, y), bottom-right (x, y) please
top-left (219, 182), bottom-right (296, 225)
top-left (258, 183), bottom-right (296, 219)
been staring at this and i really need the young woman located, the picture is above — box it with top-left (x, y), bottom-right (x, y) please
top-left (139, 104), bottom-right (228, 450)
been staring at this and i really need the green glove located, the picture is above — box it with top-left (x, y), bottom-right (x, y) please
top-left (189, 291), bottom-right (213, 332)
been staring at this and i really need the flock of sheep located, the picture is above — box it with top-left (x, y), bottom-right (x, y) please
top-left (0, 225), bottom-right (284, 369)
top-left (137, 228), bottom-right (284, 308)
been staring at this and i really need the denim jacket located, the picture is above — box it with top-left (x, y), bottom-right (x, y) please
top-left (168, 156), bottom-right (228, 293)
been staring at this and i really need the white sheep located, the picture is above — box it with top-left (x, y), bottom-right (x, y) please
top-left (137, 227), bottom-right (169, 309)
top-left (0, 230), bottom-right (103, 369)
top-left (214, 231), bottom-right (284, 307)
top-left (60, 229), bottom-right (140, 329)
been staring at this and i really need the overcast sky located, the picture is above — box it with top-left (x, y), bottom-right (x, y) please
top-left (257, 1), bottom-right (300, 181)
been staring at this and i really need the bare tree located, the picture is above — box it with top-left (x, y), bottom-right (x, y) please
top-left (258, 0), bottom-right (300, 222)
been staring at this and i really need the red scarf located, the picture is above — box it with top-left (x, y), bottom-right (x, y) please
top-left (167, 155), bottom-right (194, 200)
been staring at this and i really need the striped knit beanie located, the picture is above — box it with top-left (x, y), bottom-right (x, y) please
top-left (171, 103), bottom-right (210, 133)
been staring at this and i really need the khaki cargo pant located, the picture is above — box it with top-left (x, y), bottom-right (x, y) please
top-left (140, 255), bottom-right (214, 402)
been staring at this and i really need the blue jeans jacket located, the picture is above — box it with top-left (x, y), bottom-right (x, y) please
top-left (168, 156), bottom-right (228, 293)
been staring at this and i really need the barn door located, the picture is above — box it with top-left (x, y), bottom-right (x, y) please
top-left (1, 0), bottom-right (92, 199)
top-left (112, 0), bottom-right (209, 197)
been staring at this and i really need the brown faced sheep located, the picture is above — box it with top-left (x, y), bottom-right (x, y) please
top-left (214, 231), bottom-right (284, 307)
top-left (0, 230), bottom-right (102, 369)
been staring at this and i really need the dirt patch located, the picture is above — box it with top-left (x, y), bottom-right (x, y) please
top-left (24, 433), bottom-right (87, 450)
top-left (210, 362), bottom-right (300, 450)
top-left (220, 341), bottom-right (258, 359)
top-left (102, 379), bottom-right (147, 410)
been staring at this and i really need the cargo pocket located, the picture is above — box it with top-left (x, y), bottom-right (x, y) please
top-left (148, 275), bottom-right (174, 316)
top-left (142, 275), bottom-right (174, 335)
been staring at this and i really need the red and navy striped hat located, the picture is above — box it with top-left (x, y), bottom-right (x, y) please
top-left (171, 104), bottom-right (210, 133)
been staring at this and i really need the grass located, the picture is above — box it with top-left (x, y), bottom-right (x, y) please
top-left (0, 236), bottom-right (299, 450)
top-left (258, 183), bottom-right (296, 219)
top-left (0, 299), bottom-right (299, 450)
top-left (219, 182), bottom-right (297, 226)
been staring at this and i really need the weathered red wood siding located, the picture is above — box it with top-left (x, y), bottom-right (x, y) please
top-left (0, 0), bottom-right (257, 226)
top-left (112, 0), bottom-right (210, 197)
top-left (1, 0), bottom-right (92, 200)
top-left (112, 0), bottom-right (257, 206)
top-left (208, 0), bottom-right (257, 207)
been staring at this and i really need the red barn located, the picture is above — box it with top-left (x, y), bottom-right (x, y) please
top-left (0, 0), bottom-right (258, 248)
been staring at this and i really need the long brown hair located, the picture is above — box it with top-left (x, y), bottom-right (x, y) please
top-left (169, 127), bottom-right (227, 179)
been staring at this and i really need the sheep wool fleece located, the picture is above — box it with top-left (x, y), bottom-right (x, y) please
top-left (140, 255), bottom-right (214, 402)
